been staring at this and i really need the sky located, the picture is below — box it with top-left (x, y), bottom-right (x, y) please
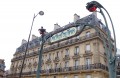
top-left (0, 0), bottom-right (120, 70)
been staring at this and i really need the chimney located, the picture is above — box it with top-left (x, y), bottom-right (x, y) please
top-left (21, 39), bottom-right (27, 45)
top-left (31, 34), bottom-right (37, 40)
top-left (74, 13), bottom-right (80, 22)
top-left (54, 23), bottom-right (61, 30)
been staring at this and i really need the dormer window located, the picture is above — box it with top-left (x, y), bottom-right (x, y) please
top-left (86, 31), bottom-right (90, 37)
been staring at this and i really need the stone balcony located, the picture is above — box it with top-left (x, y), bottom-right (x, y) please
top-left (53, 57), bottom-right (60, 63)
top-left (83, 51), bottom-right (93, 57)
top-left (40, 63), bottom-right (108, 74)
top-left (46, 59), bottom-right (52, 64)
top-left (63, 55), bottom-right (70, 61)
top-left (7, 63), bottom-right (109, 77)
top-left (72, 53), bottom-right (80, 59)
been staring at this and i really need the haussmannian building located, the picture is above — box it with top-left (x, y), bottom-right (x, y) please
top-left (8, 12), bottom-right (115, 78)
top-left (0, 59), bottom-right (5, 78)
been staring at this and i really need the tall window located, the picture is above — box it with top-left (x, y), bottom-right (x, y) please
top-left (86, 75), bottom-right (91, 78)
top-left (48, 54), bottom-right (51, 59)
top-left (65, 61), bottom-right (69, 68)
top-left (74, 60), bottom-right (79, 70)
top-left (86, 58), bottom-right (91, 69)
top-left (74, 60), bottom-right (79, 66)
top-left (65, 49), bottom-right (69, 56)
top-left (56, 52), bottom-right (59, 57)
top-left (77, 26), bottom-right (81, 30)
top-left (55, 63), bottom-right (58, 69)
top-left (74, 46), bottom-right (79, 55)
top-left (45, 55), bottom-right (47, 61)
top-left (86, 44), bottom-right (90, 52)
top-left (47, 64), bottom-right (51, 70)
top-left (86, 31), bottom-right (90, 37)
top-left (42, 55), bottom-right (44, 61)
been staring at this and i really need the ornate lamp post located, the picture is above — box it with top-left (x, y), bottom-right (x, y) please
top-left (19, 11), bottom-right (44, 78)
top-left (86, 1), bottom-right (116, 78)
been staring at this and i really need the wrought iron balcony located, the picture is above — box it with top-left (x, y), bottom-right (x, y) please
top-left (53, 57), bottom-right (60, 63)
top-left (46, 59), bottom-right (52, 64)
top-left (27, 51), bottom-right (38, 57)
top-left (63, 55), bottom-right (70, 61)
top-left (11, 52), bottom-right (38, 62)
top-left (11, 56), bottom-right (23, 62)
top-left (83, 51), bottom-right (93, 57)
top-left (7, 63), bottom-right (108, 77)
top-left (40, 63), bottom-right (108, 74)
top-left (72, 53), bottom-right (80, 59)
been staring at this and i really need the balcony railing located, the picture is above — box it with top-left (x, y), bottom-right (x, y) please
top-left (53, 57), bottom-right (60, 62)
top-left (7, 63), bottom-right (109, 77)
top-left (11, 51), bottom-right (38, 62)
top-left (46, 59), bottom-right (52, 64)
top-left (40, 63), bottom-right (108, 74)
top-left (11, 56), bottom-right (23, 62)
top-left (83, 51), bottom-right (93, 57)
top-left (63, 55), bottom-right (70, 61)
top-left (72, 53), bottom-right (80, 59)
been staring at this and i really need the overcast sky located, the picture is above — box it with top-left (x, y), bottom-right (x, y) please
top-left (0, 0), bottom-right (120, 70)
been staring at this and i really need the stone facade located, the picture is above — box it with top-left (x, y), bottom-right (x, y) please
top-left (7, 13), bottom-right (115, 78)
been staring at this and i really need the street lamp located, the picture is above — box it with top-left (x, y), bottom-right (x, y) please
top-left (36, 27), bottom-right (46, 78)
top-left (19, 11), bottom-right (44, 78)
top-left (86, 1), bottom-right (116, 78)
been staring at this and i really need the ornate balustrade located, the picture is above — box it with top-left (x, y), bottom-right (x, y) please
top-left (40, 63), bottom-right (108, 74)
top-left (53, 57), bottom-right (60, 63)
top-left (7, 63), bottom-right (108, 77)
top-left (63, 55), bottom-right (70, 61)
top-left (72, 53), bottom-right (80, 59)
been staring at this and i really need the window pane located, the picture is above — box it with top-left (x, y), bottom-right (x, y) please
top-left (77, 26), bottom-right (81, 30)
top-left (55, 63), bottom-right (58, 68)
top-left (65, 61), bottom-right (69, 67)
top-left (65, 49), bottom-right (69, 55)
top-left (86, 32), bottom-right (90, 37)
top-left (56, 52), bottom-right (59, 57)
top-left (75, 46), bottom-right (79, 54)
top-left (75, 60), bottom-right (79, 66)
top-left (86, 58), bottom-right (91, 65)
top-left (86, 44), bottom-right (90, 51)
top-left (49, 54), bottom-right (51, 59)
